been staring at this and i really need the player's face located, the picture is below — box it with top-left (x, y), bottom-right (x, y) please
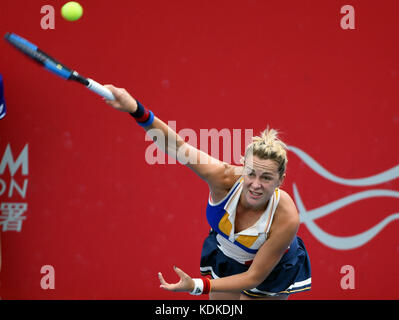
top-left (241, 155), bottom-right (284, 210)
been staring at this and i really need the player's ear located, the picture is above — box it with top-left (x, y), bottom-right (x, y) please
top-left (278, 173), bottom-right (286, 187)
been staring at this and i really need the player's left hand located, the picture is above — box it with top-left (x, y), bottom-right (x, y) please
top-left (158, 266), bottom-right (195, 292)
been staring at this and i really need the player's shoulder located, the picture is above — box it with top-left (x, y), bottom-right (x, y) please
top-left (278, 188), bottom-right (295, 205)
top-left (210, 163), bottom-right (243, 189)
top-left (275, 188), bottom-right (300, 225)
top-left (207, 164), bottom-right (243, 202)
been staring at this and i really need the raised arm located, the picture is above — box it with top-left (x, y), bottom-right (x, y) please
top-left (103, 85), bottom-right (241, 195)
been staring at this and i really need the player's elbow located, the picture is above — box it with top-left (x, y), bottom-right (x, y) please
top-left (241, 270), bottom-right (268, 290)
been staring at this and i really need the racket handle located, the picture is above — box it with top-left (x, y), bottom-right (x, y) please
top-left (87, 79), bottom-right (115, 100)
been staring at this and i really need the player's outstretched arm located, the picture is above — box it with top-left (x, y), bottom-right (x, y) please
top-left (103, 85), bottom-right (241, 192)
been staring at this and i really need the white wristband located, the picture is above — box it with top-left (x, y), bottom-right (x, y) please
top-left (190, 278), bottom-right (204, 295)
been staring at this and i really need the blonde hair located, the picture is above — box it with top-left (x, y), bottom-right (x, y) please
top-left (243, 127), bottom-right (288, 177)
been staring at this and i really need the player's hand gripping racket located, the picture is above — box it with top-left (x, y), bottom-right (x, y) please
top-left (4, 33), bottom-right (115, 101)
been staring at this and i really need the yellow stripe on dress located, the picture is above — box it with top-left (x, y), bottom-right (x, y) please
top-left (243, 286), bottom-right (311, 297)
top-left (279, 286), bottom-right (312, 294)
top-left (218, 212), bottom-right (232, 237)
top-left (235, 234), bottom-right (258, 248)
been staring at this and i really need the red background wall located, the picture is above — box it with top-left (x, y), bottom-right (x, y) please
top-left (0, 0), bottom-right (398, 299)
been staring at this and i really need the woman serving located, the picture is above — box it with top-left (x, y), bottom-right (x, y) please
top-left (104, 85), bottom-right (311, 300)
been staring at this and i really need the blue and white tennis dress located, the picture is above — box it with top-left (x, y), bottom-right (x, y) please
top-left (200, 177), bottom-right (311, 297)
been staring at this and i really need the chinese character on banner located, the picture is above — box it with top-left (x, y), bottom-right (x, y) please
top-left (0, 203), bottom-right (28, 232)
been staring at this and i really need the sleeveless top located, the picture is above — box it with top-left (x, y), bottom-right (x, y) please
top-left (206, 177), bottom-right (281, 264)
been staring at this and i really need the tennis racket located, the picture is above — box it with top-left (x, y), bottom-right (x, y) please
top-left (4, 32), bottom-right (115, 101)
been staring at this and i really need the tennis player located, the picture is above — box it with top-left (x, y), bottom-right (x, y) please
top-left (104, 85), bottom-right (311, 300)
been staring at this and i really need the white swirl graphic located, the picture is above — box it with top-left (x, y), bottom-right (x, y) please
top-left (288, 145), bottom-right (399, 250)
top-left (288, 145), bottom-right (399, 186)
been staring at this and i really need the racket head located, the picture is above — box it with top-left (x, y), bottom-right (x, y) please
top-left (0, 74), bottom-right (6, 120)
top-left (4, 32), bottom-right (114, 100)
top-left (4, 32), bottom-right (73, 80)
top-left (5, 33), bottom-right (46, 64)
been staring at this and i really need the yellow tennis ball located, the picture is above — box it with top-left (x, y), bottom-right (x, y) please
top-left (61, 2), bottom-right (83, 21)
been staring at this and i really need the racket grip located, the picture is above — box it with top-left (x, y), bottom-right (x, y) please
top-left (87, 79), bottom-right (115, 100)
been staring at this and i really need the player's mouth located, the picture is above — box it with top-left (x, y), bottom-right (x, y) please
top-left (249, 190), bottom-right (263, 199)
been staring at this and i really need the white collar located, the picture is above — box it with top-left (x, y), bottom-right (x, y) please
top-left (223, 179), bottom-right (275, 239)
